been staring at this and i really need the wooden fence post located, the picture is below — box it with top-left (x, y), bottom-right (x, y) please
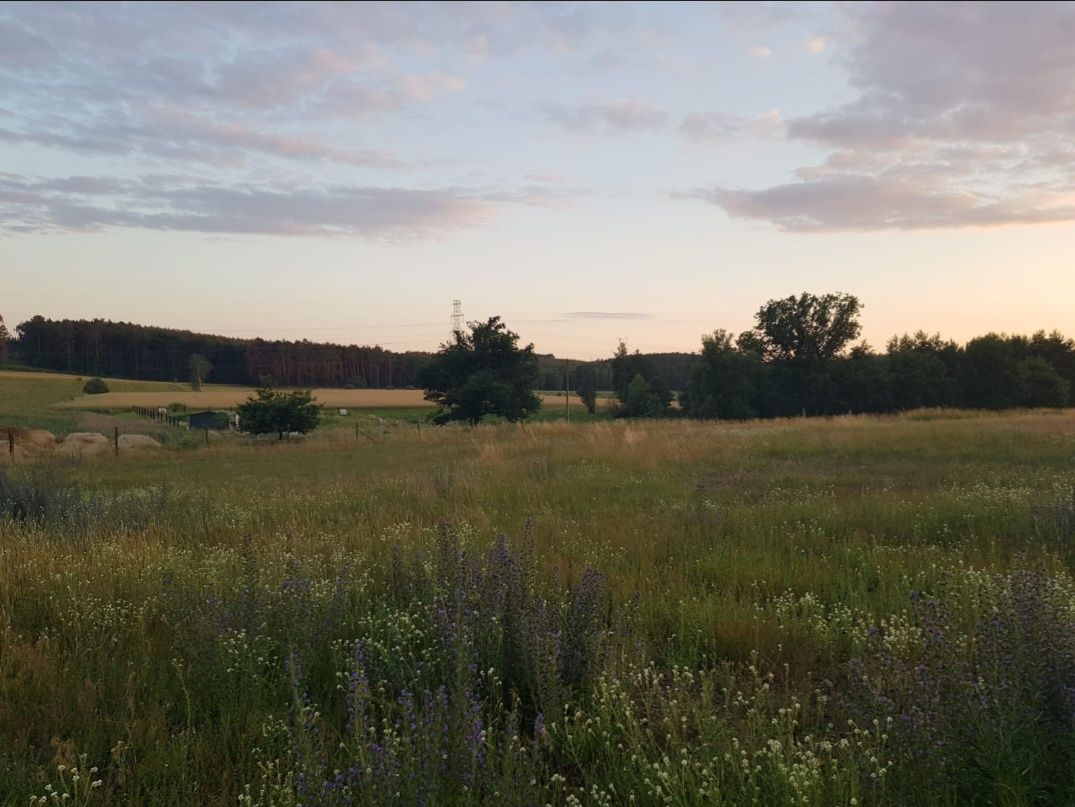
top-left (204, 428), bottom-right (209, 448)
top-left (7, 431), bottom-right (13, 457)
top-left (114, 426), bottom-right (119, 457)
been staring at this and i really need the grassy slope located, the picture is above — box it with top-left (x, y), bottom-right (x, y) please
top-left (0, 372), bottom-right (190, 434)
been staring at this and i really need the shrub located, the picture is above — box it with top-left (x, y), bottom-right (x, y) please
top-left (82, 377), bottom-right (109, 394)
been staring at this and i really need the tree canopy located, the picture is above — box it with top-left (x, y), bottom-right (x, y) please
top-left (747, 292), bottom-right (863, 365)
top-left (236, 384), bottom-right (321, 439)
top-left (0, 314), bottom-right (9, 365)
top-left (419, 317), bottom-right (541, 425)
top-left (610, 341), bottom-right (672, 417)
top-left (188, 354), bottom-right (212, 391)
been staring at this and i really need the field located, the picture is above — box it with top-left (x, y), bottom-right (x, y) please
top-left (50, 384), bottom-right (606, 412)
top-left (1, 370), bottom-right (1075, 805)
top-left (0, 371), bottom-right (610, 438)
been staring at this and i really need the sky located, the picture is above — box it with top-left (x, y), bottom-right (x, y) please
top-left (2, 1), bottom-right (1074, 359)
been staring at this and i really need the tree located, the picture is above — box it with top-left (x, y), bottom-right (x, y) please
top-left (885, 332), bottom-right (957, 410)
top-left (1021, 356), bottom-right (1070, 407)
top-left (958, 334), bottom-right (1024, 409)
top-left (831, 343), bottom-right (894, 414)
top-left (610, 341), bottom-right (672, 417)
top-left (1028, 330), bottom-right (1075, 390)
top-left (746, 292), bottom-right (863, 414)
top-left (83, 377), bottom-right (109, 394)
top-left (188, 353), bottom-right (212, 391)
top-left (236, 383), bottom-right (320, 439)
top-left (749, 292), bottom-right (863, 365)
top-left (681, 330), bottom-right (767, 420)
top-left (0, 314), bottom-right (9, 366)
top-left (419, 317), bottom-right (541, 425)
top-left (576, 366), bottom-right (599, 414)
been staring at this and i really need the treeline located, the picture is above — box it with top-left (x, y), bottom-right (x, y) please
top-left (535, 353), bottom-right (692, 392)
top-left (5, 315), bottom-right (697, 392)
top-left (10, 316), bottom-right (430, 388)
top-left (609, 292), bottom-right (1075, 419)
top-left (8, 301), bottom-right (1075, 419)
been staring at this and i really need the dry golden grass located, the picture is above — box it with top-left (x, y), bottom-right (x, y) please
top-left (54, 388), bottom-right (597, 410)
top-left (53, 387), bottom-right (430, 409)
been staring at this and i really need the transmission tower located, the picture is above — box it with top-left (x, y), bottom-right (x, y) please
top-left (450, 299), bottom-right (463, 340)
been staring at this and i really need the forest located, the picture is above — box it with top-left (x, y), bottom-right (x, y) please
top-left (3, 314), bottom-right (694, 391)
top-left (5, 292), bottom-right (1074, 421)
top-left (8, 315), bottom-right (431, 388)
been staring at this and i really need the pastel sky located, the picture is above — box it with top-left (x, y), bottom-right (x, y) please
top-left (2, 1), bottom-right (1074, 359)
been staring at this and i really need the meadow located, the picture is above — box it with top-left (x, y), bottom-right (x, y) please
top-left (1, 371), bottom-right (1074, 805)
top-left (50, 385), bottom-right (608, 413)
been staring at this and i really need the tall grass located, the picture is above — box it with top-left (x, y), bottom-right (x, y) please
top-left (1, 411), bottom-right (1074, 805)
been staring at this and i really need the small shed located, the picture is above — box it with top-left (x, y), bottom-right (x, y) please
top-left (188, 410), bottom-right (229, 431)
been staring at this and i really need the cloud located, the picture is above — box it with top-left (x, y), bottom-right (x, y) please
top-left (679, 110), bottom-right (783, 143)
top-left (541, 100), bottom-right (668, 133)
top-left (0, 111), bottom-right (404, 170)
top-left (688, 3), bottom-right (1075, 231)
top-left (684, 174), bottom-right (1075, 232)
top-left (749, 45), bottom-right (773, 59)
top-left (0, 4), bottom-right (482, 178)
top-left (564, 311), bottom-right (653, 320)
top-left (805, 36), bottom-right (827, 53)
top-left (0, 172), bottom-right (501, 240)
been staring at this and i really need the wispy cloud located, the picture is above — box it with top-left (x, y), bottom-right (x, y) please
top-left (540, 100), bottom-right (668, 134)
top-left (749, 45), bottom-right (773, 59)
top-left (679, 110), bottom-right (783, 144)
top-left (0, 172), bottom-right (501, 240)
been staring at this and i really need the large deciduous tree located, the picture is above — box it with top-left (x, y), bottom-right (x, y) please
top-left (748, 292), bottom-right (863, 365)
top-left (743, 292), bottom-right (864, 415)
top-left (419, 317), bottom-right (541, 425)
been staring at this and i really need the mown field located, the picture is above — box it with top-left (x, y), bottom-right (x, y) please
top-left (1, 371), bottom-right (1074, 805)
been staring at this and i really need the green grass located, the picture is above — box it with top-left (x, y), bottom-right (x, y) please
top-left (2, 371), bottom-right (1075, 804)
top-left (0, 372), bottom-right (193, 436)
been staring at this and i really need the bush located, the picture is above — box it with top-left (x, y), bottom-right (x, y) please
top-left (82, 377), bottom-right (109, 394)
top-left (237, 384), bottom-right (320, 439)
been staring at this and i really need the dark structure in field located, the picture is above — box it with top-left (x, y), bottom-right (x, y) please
top-left (188, 411), bottom-right (229, 431)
